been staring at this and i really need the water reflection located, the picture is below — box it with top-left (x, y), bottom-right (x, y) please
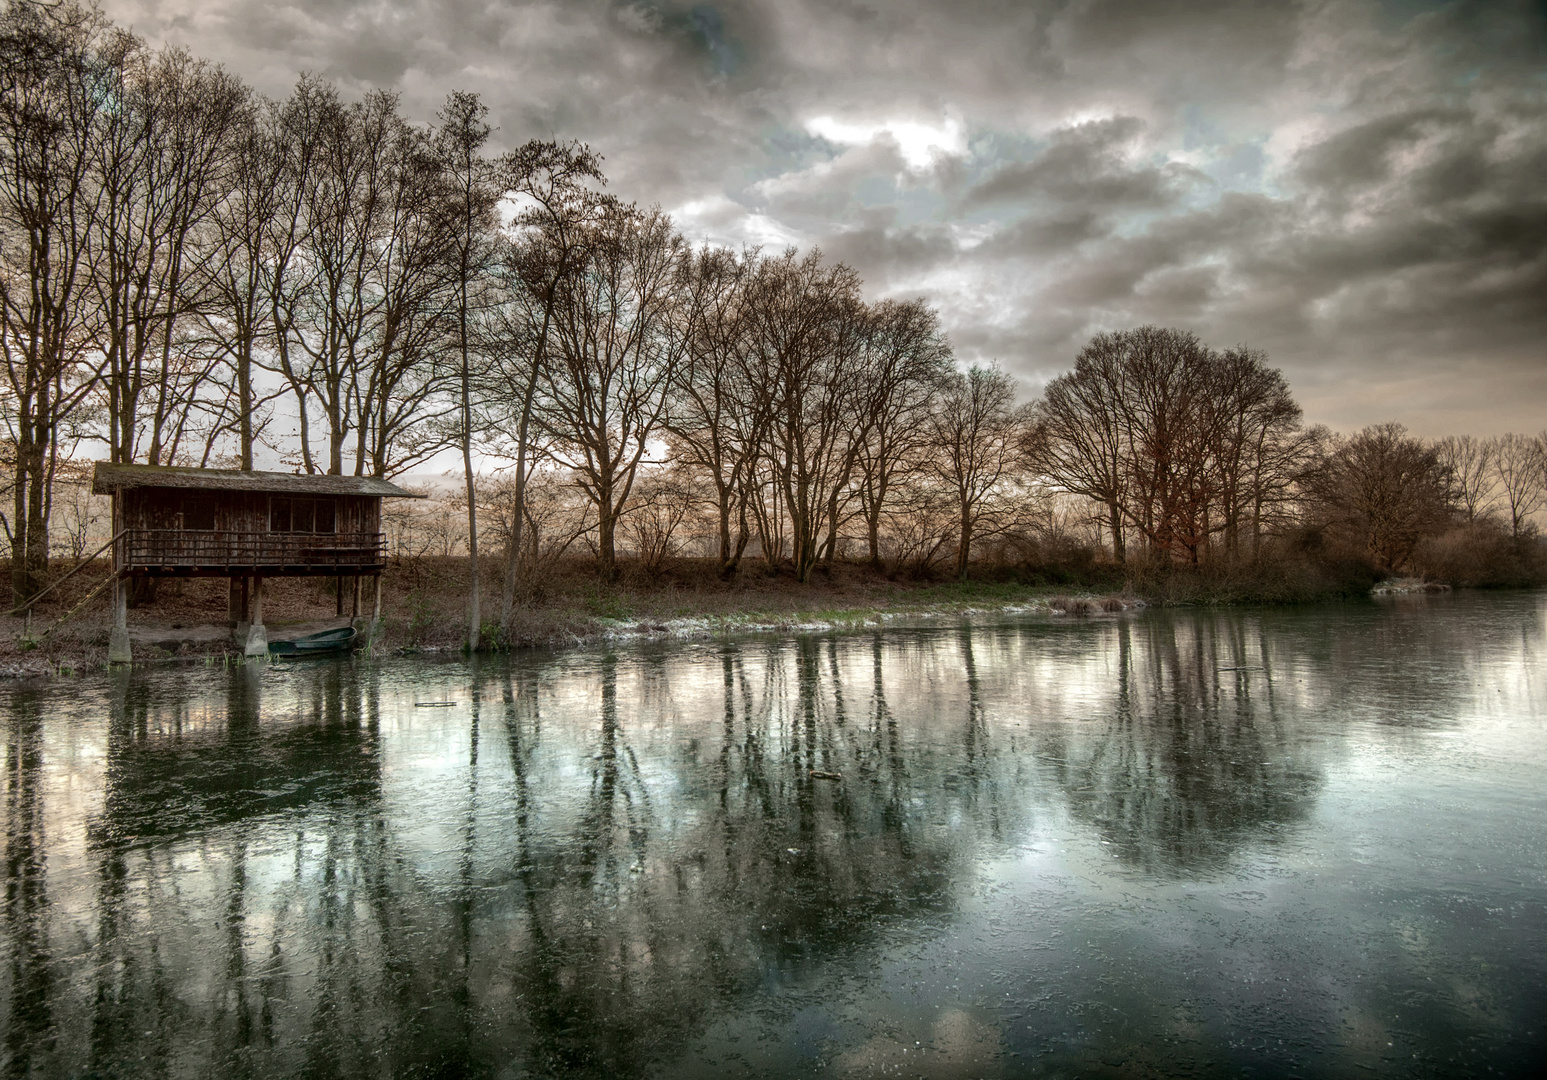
top-left (1, 593), bottom-right (1544, 1077)
top-left (5, 687), bottom-right (53, 1077)
top-left (1031, 615), bottom-right (1320, 875)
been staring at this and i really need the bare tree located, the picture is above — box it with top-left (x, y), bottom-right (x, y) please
top-left (1302, 422), bottom-right (1453, 572)
top-left (434, 91), bottom-right (501, 648)
top-left (538, 202), bottom-right (688, 580)
top-left (92, 37), bottom-right (246, 467)
top-left (334, 117), bottom-right (457, 479)
top-left (273, 84), bottom-right (405, 475)
top-left (1209, 346), bottom-right (1305, 560)
top-left (199, 96), bottom-right (285, 469)
top-left (851, 298), bottom-right (953, 568)
top-left (482, 140), bottom-right (607, 630)
top-left (1436, 435), bottom-right (1496, 524)
top-left (261, 75), bottom-right (340, 474)
top-left (1110, 327), bottom-right (1224, 564)
top-left (875, 476), bottom-right (957, 576)
top-left (926, 365), bottom-right (1029, 580)
top-left (1034, 328), bottom-right (1306, 565)
top-left (1033, 343), bottom-right (1130, 560)
top-left (620, 471), bottom-right (694, 578)
top-left (665, 245), bottom-right (766, 576)
top-left (0, 0), bottom-right (109, 597)
top-left (1490, 432), bottom-right (1545, 539)
top-left (742, 249), bottom-right (866, 583)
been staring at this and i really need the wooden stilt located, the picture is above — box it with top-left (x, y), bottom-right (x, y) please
top-left (335, 574), bottom-right (344, 617)
top-left (373, 574), bottom-right (382, 622)
top-left (351, 575), bottom-right (361, 618)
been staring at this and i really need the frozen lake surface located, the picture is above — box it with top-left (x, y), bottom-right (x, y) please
top-left (2, 591), bottom-right (1544, 1077)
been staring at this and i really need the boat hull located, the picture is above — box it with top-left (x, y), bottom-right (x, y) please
top-left (268, 627), bottom-right (358, 658)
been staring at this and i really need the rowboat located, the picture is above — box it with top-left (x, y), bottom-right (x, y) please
top-left (268, 626), bottom-right (358, 658)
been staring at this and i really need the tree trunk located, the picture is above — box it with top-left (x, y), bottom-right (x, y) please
top-left (716, 477), bottom-right (734, 572)
top-left (461, 341), bottom-right (480, 650)
top-left (11, 441), bottom-right (40, 602)
top-left (725, 506), bottom-right (750, 578)
top-left (956, 506), bottom-right (973, 581)
top-left (499, 355), bottom-right (544, 633)
top-left (866, 499), bottom-right (882, 570)
top-left (597, 507), bottom-right (617, 582)
top-left (238, 338), bottom-right (254, 470)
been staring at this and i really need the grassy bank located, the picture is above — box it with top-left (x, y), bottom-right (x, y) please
top-left (0, 547), bottom-right (1522, 677)
top-left (0, 556), bottom-right (1130, 675)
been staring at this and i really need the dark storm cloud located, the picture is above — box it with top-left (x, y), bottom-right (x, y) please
top-left (1293, 108), bottom-right (1468, 195)
top-left (1056, 0), bottom-right (1301, 55)
top-left (812, 215), bottom-right (960, 287)
top-left (964, 117), bottom-right (1207, 211)
top-left (981, 210), bottom-right (1111, 256)
top-left (103, 0), bottom-right (1547, 434)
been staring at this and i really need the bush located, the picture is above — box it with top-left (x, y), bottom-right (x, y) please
top-left (1116, 541), bottom-right (1381, 605)
top-left (1412, 522), bottom-right (1547, 588)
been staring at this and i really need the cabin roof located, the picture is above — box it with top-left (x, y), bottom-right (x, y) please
top-left (92, 462), bottom-right (426, 499)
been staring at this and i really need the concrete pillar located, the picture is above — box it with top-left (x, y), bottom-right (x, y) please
top-left (108, 576), bottom-right (132, 664)
top-left (242, 576), bottom-right (268, 657)
top-left (233, 576), bottom-right (252, 640)
top-left (373, 574), bottom-right (382, 622)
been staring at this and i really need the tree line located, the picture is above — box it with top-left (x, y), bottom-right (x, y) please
top-left (3, 2), bottom-right (1544, 645)
top-left (1033, 327), bottom-right (1545, 578)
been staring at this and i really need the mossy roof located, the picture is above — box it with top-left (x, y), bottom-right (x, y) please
top-left (91, 462), bottom-right (425, 498)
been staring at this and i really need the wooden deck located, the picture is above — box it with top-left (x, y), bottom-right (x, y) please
top-left (117, 530), bottom-right (387, 576)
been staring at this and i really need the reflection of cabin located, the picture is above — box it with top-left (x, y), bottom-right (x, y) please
top-left (92, 463), bottom-right (424, 661)
top-left (95, 692), bottom-right (384, 842)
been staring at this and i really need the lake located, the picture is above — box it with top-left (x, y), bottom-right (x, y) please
top-left (2, 592), bottom-right (1544, 1078)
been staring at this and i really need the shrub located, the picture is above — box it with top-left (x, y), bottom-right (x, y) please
top-left (1412, 522), bottom-right (1547, 588)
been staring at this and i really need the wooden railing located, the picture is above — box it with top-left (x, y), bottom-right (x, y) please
top-left (118, 530), bottom-right (387, 571)
top-left (8, 530), bottom-right (125, 616)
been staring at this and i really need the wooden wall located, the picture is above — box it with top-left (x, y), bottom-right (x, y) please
top-left (119, 490), bottom-right (381, 533)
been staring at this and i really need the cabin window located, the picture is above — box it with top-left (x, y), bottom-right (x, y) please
top-left (182, 498), bottom-right (216, 531)
top-left (270, 497), bottom-right (336, 534)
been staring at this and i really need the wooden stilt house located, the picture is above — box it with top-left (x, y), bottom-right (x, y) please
top-left (91, 463), bottom-right (424, 660)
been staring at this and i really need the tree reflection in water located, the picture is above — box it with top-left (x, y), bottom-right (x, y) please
top-left (4, 686), bottom-right (53, 1078)
top-left (1, 595), bottom-right (1542, 1077)
top-left (1031, 614), bottom-right (1321, 876)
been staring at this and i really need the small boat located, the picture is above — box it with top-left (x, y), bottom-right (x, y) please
top-left (268, 626), bottom-right (358, 658)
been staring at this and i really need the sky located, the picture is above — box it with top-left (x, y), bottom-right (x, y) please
top-left (101, 0), bottom-right (1547, 437)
